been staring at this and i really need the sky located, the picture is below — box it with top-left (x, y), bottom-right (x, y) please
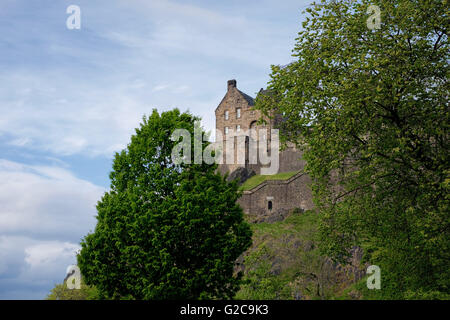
top-left (0, 0), bottom-right (311, 299)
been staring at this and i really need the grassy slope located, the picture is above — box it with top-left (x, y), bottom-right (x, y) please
top-left (235, 210), bottom-right (363, 300)
top-left (239, 171), bottom-right (300, 191)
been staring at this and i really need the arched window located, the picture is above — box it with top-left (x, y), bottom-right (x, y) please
top-left (249, 120), bottom-right (258, 140)
top-left (268, 201), bottom-right (273, 210)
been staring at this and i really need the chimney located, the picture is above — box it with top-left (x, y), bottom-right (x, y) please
top-left (227, 79), bottom-right (236, 91)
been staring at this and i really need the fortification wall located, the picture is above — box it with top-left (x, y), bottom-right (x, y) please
top-left (277, 146), bottom-right (306, 173)
top-left (238, 172), bottom-right (314, 219)
top-left (220, 145), bottom-right (306, 177)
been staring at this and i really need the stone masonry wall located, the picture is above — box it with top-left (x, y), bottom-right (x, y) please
top-left (215, 80), bottom-right (273, 175)
top-left (237, 172), bottom-right (314, 220)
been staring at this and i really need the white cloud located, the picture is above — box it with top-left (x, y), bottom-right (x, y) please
top-left (25, 242), bottom-right (80, 269)
top-left (0, 236), bottom-right (81, 299)
top-left (173, 85), bottom-right (190, 94)
top-left (0, 159), bottom-right (104, 239)
top-left (0, 160), bottom-right (104, 298)
top-left (105, 0), bottom-right (290, 67)
top-left (0, 72), bottom-right (148, 157)
top-left (0, 0), bottom-right (306, 159)
top-left (8, 137), bottom-right (31, 147)
top-left (152, 84), bottom-right (170, 92)
top-left (0, 70), bottom-right (221, 157)
top-left (0, 236), bottom-right (30, 279)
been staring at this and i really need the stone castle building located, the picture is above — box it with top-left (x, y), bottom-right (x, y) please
top-left (215, 79), bottom-right (314, 220)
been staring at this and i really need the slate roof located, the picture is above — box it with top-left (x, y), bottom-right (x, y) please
top-left (215, 87), bottom-right (255, 112)
top-left (237, 90), bottom-right (255, 106)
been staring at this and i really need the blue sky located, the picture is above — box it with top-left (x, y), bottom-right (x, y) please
top-left (0, 0), bottom-right (310, 299)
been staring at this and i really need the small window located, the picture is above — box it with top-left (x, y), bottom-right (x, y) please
top-left (268, 201), bottom-right (273, 210)
top-left (236, 125), bottom-right (241, 132)
top-left (224, 111), bottom-right (229, 120)
top-left (224, 127), bottom-right (229, 135)
top-left (236, 108), bottom-right (241, 119)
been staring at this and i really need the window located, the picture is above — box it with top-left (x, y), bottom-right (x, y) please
top-left (268, 201), bottom-right (273, 210)
top-left (224, 110), bottom-right (229, 120)
top-left (236, 125), bottom-right (241, 132)
top-left (236, 108), bottom-right (241, 119)
top-left (224, 126), bottom-right (229, 135)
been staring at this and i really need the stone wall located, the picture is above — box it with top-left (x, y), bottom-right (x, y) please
top-left (278, 145), bottom-right (306, 173)
top-left (238, 172), bottom-right (314, 221)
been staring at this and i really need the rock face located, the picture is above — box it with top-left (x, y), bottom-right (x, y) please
top-left (234, 210), bottom-right (367, 300)
top-left (246, 208), bottom-right (291, 223)
top-left (227, 167), bottom-right (255, 185)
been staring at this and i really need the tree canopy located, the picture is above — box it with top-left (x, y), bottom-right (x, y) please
top-left (46, 278), bottom-right (98, 300)
top-left (256, 0), bottom-right (449, 298)
top-left (77, 109), bottom-right (252, 299)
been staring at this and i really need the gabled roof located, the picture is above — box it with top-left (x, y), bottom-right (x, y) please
top-left (238, 90), bottom-right (255, 106)
top-left (215, 81), bottom-right (255, 112)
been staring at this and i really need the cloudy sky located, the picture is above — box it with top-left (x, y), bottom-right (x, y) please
top-left (0, 0), bottom-right (310, 299)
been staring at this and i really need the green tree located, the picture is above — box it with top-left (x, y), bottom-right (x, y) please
top-left (46, 278), bottom-right (99, 300)
top-left (257, 0), bottom-right (449, 299)
top-left (77, 109), bottom-right (252, 299)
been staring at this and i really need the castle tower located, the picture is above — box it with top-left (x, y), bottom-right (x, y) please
top-left (215, 79), bottom-right (274, 176)
top-left (214, 79), bottom-right (314, 217)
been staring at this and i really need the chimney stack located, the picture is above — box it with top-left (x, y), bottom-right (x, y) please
top-left (227, 79), bottom-right (237, 91)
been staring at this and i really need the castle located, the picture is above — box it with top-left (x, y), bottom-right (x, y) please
top-left (215, 80), bottom-right (314, 221)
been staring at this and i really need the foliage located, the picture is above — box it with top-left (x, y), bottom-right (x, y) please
top-left (236, 210), bottom-right (354, 300)
top-left (239, 170), bottom-right (300, 190)
top-left (77, 109), bottom-right (252, 300)
top-left (46, 278), bottom-right (99, 300)
top-left (235, 245), bottom-right (289, 299)
top-left (336, 276), bottom-right (450, 300)
top-left (256, 0), bottom-right (449, 299)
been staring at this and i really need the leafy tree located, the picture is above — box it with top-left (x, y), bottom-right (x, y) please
top-left (257, 0), bottom-right (449, 298)
top-left (46, 278), bottom-right (99, 300)
top-left (77, 109), bottom-right (252, 299)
